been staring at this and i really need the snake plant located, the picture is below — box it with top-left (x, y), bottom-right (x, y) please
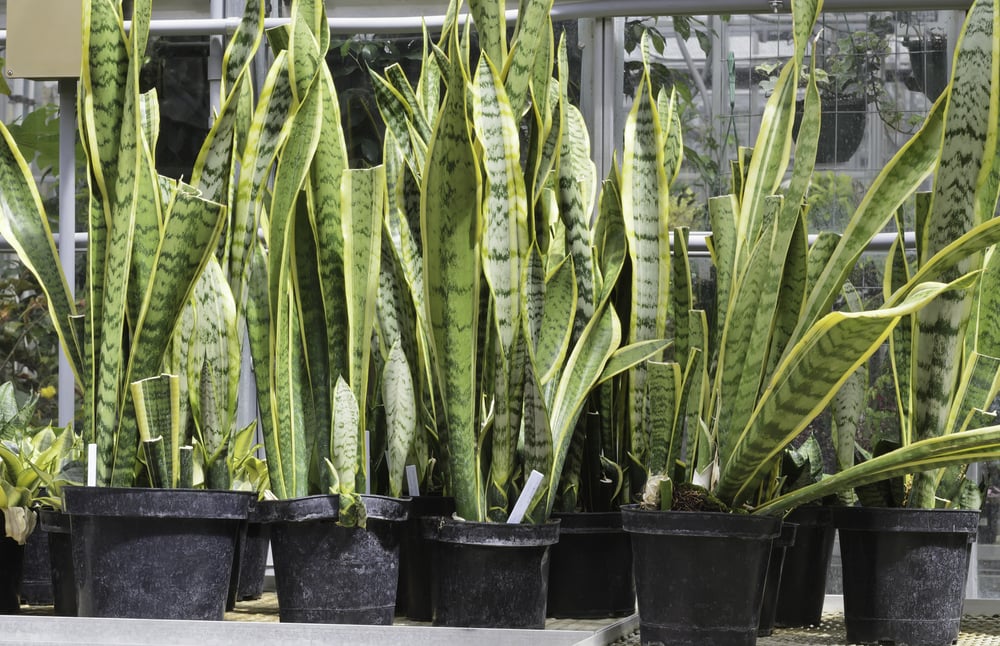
top-left (713, 0), bottom-right (1000, 514)
top-left (621, 0), bottom-right (1000, 516)
top-left (372, 0), bottom-right (661, 523)
top-left (0, 0), bottom-right (227, 487)
top-left (244, 0), bottom-right (417, 527)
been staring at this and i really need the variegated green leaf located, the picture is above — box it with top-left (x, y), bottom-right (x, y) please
top-left (342, 165), bottom-right (385, 474)
top-left (472, 54), bottom-right (528, 356)
top-left (756, 425), bottom-right (1000, 515)
top-left (130, 374), bottom-right (180, 483)
top-left (646, 361), bottom-right (681, 476)
top-left (531, 255), bottom-right (576, 385)
top-left (792, 97), bottom-right (946, 348)
top-left (188, 258), bottom-right (240, 489)
top-left (911, 0), bottom-right (1000, 508)
top-left (947, 353), bottom-right (1000, 436)
top-left (707, 194), bottom-right (738, 350)
top-left (80, 0), bottom-right (127, 210)
top-left (0, 122), bottom-right (81, 379)
top-left (421, 34), bottom-right (483, 521)
top-left (973, 248), bottom-right (1000, 357)
top-left (383, 341), bottom-right (417, 498)
top-left (331, 377), bottom-right (360, 497)
top-left (544, 304), bottom-right (620, 517)
top-left (503, 0), bottom-right (554, 117)
top-left (719, 276), bottom-right (979, 506)
top-left (469, 0), bottom-right (506, 70)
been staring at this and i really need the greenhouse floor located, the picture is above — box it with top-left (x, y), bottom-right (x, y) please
top-left (1, 594), bottom-right (1000, 645)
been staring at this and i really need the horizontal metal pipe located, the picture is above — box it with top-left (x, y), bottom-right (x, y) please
top-left (0, 230), bottom-right (912, 256)
top-left (0, 0), bottom-right (973, 41)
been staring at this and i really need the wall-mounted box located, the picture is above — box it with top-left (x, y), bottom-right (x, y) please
top-left (5, 0), bottom-right (82, 79)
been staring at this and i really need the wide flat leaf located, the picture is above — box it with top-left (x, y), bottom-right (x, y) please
top-left (421, 35), bottom-right (483, 521)
top-left (719, 277), bottom-right (978, 506)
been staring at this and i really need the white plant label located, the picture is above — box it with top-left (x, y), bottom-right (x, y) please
top-left (406, 465), bottom-right (420, 497)
top-left (508, 470), bottom-right (544, 524)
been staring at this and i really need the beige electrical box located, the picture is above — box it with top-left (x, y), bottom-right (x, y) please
top-left (5, 0), bottom-right (82, 79)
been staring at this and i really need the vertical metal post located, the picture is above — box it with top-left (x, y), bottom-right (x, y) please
top-left (209, 0), bottom-right (225, 118)
top-left (57, 78), bottom-right (77, 427)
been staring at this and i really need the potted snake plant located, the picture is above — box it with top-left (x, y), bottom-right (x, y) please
top-left (0, 0), bottom-right (263, 620)
top-left (620, 0), bottom-right (1000, 644)
top-left (370, 0), bottom-right (662, 628)
top-left (241, 0), bottom-right (417, 625)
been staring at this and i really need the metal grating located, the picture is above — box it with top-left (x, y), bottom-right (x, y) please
top-left (609, 614), bottom-right (1000, 645)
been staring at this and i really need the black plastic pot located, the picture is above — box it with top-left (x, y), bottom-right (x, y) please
top-left (757, 522), bottom-right (797, 637)
top-left (835, 506), bottom-right (978, 646)
top-left (622, 506), bottom-right (781, 646)
top-left (63, 486), bottom-right (252, 620)
top-left (236, 519), bottom-right (269, 601)
top-left (395, 495), bottom-right (455, 620)
top-left (423, 516), bottom-right (559, 629)
top-left (19, 523), bottom-right (52, 605)
top-left (225, 511), bottom-right (271, 611)
top-left (258, 494), bottom-right (408, 624)
top-left (546, 510), bottom-right (635, 619)
top-left (38, 508), bottom-right (76, 616)
top-left (793, 96), bottom-right (867, 164)
top-left (0, 536), bottom-right (24, 614)
top-left (774, 506), bottom-right (836, 628)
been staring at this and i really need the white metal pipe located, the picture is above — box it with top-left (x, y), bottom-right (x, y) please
top-left (0, 0), bottom-right (973, 42)
top-left (57, 79), bottom-right (77, 427)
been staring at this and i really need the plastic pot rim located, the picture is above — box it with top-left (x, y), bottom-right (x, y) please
top-left (61, 486), bottom-right (253, 520)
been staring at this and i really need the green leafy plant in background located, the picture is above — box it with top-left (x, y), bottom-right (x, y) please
top-left (0, 259), bottom-right (62, 423)
top-left (0, 382), bottom-right (84, 543)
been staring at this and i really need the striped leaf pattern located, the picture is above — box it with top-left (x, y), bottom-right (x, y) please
top-left (0, 125), bottom-right (81, 377)
top-left (533, 256), bottom-right (576, 385)
top-left (472, 54), bottom-right (528, 356)
top-left (331, 377), bottom-right (360, 498)
top-left (946, 353), bottom-right (1000, 436)
top-left (469, 0), bottom-right (506, 69)
top-left (718, 277), bottom-right (978, 505)
top-left (80, 0), bottom-right (127, 211)
top-left (487, 333), bottom-right (527, 521)
top-left (558, 99), bottom-right (597, 339)
top-left (230, 50), bottom-right (294, 308)
top-left (421, 35), bottom-right (483, 521)
top-left (502, 0), bottom-right (554, 117)
top-left (130, 374), bottom-right (180, 488)
top-left (670, 229), bottom-right (693, 364)
top-left (222, 0), bottom-right (264, 96)
top-left (910, 0), bottom-right (1000, 507)
top-left (543, 304), bottom-right (620, 517)
top-left (973, 248), bottom-right (1000, 357)
top-left (311, 65), bottom-right (350, 399)
top-left (94, 0), bottom-right (149, 485)
top-left (383, 342), bottom-right (417, 498)
top-left (622, 38), bottom-right (671, 459)
top-left (646, 361), bottom-right (681, 476)
top-left (188, 259), bottom-right (240, 489)
top-left (342, 166), bottom-right (386, 487)
top-left (755, 425), bottom-right (1000, 515)
top-left (791, 98), bottom-right (946, 350)
top-left (114, 188), bottom-right (226, 485)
